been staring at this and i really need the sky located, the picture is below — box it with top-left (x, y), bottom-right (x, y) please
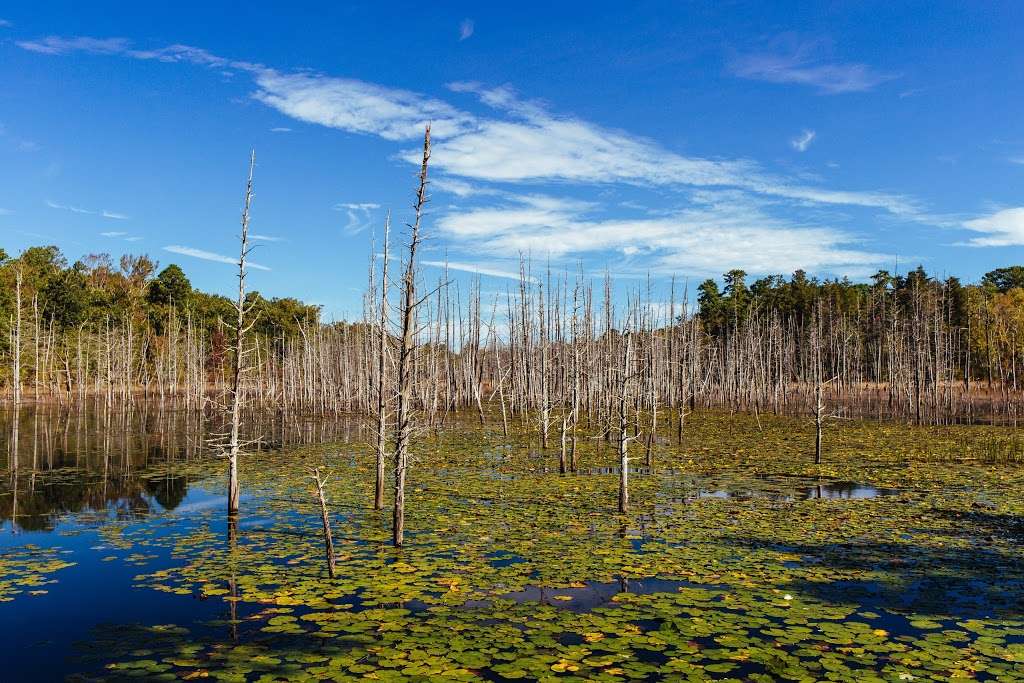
top-left (1, 1), bottom-right (1023, 320)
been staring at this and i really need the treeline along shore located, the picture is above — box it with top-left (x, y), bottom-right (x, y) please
top-left (4, 240), bottom-right (1024, 426)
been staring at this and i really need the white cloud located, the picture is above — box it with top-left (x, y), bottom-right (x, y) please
top-left (731, 42), bottom-right (897, 94)
top-left (334, 202), bottom-right (380, 210)
top-left (125, 236), bottom-right (143, 242)
top-left (791, 130), bottom-right (816, 152)
top-left (0, 19), bottom-right (12, 28)
top-left (100, 231), bottom-right (127, 237)
top-left (961, 207), bottom-right (1024, 247)
top-left (163, 245), bottom-right (270, 270)
top-left (1010, 157), bottom-right (1024, 165)
top-left (250, 233), bottom-right (286, 242)
top-left (48, 200), bottom-right (130, 219)
top-left (18, 36), bottom-right (129, 55)
top-left (252, 70), bottom-right (475, 141)
top-left (270, 127), bottom-right (292, 132)
top-left (20, 36), bottom-right (921, 219)
top-left (46, 199), bottom-right (94, 215)
top-left (459, 19), bottom-right (475, 41)
top-left (422, 260), bottom-right (537, 283)
top-left (436, 191), bottom-right (884, 277)
top-left (333, 203), bottom-right (380, 235)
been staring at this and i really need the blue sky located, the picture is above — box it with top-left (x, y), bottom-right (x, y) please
top-left (1, 1), bottom-right (1023, 319)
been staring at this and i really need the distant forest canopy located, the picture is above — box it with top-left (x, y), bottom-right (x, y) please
top-left (695, 265), bottom-right (1024, 336)
top-left (0, 244), bottom-right (321, 339)
top-left (5, 243), bottom-right (1024, 341)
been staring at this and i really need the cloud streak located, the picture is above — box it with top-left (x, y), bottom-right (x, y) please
top-left (961, 207), bottom-right (1024, 247)
top-left (730, 40), bottom-right (897, 94)
top-left (163, 245), bottom-right (270, 270)
top-left (422, 260), bottom-right (538, 283)
top-left (791, 130), bottom-right (816, 152)
top-left (436, 191), bottom-right (885, 277)
top-left (333, 202), bottom-right (380, 234)
top-left (19, 35), bottom-right (922, 220)
top-left (459, 19), bottom-right (475, 41)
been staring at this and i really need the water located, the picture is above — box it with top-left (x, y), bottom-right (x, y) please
top-left (2, 404), bottom-right (1021, 682)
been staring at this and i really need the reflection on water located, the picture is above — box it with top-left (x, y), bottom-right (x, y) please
top-left (1, 403), bottom-right (365, 533)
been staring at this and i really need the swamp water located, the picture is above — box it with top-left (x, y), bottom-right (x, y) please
top-left (2, 406), bottom-right (1024, 681)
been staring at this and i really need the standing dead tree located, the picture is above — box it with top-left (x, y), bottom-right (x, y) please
top-left (617, 325), bottom-right (640, 514)
top-left (813, 376), bottom-right (842, 465)
top-left (11, 266), bottom-right (22, 406)
top-left (392, 125), bottom-right (431, 548)
top-left (221, 150), bottom-right (257, 517)
top-left (374, 212), bottom-right (391, 511)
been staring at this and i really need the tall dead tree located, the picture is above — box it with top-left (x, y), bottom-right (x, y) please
top-left (226, 150), bottom-right (256, 517)
top-left (618, 329), bottom-right (636, 514)
top-left (374, 212), bottom-right (391, 510)
top-left (392, 125), bottom-right (430, 548)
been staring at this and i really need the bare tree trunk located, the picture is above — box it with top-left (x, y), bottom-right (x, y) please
top-left (374, 213), bottom-right (391, 510)
top-left (12, 268), bottom-right (22, 406)
top-left (310, 467), bottom-right (336, 578)
top-left (618, 333), bottom-right (633, 514)
top-left (392, 126), bottom-right (430, 548)
top-left (227, 150), bottom-right (256, 517)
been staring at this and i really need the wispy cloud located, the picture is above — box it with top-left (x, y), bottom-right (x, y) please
top-left (791, 130), bottom-right (816, 152)
top-left (18, 36), bottom-right (129, 55)
top-left (48, 199), bottom-right (129, 219)
top-left (422, 260), bottom-right (537, 283)
top-left (333, 202), bottom-right (381, 235)
top-left (961, 207), bottom-right (1024, 247)
top-left (163, 245), bottom-right (270, 270)
top-left (731, 39), bottom-right (897, 94)
top-left (270, 126), bottom-right (291, 132)
top-left (252, 70), bottom-right (475, 141)
top-left (46, 199), bottom-right (94, 214)
top-left (0, 208), bottom-right (12, 216)
top-left (100, 231), bottom-right (127, 237)
top-left (437, 190), bottom-right (884, 277)
top-left (0, 19), bottom-right (12, 28)
top-left (1010, 157), bottom-right (1024, 166)
top-left (459, 19), bottom-right (475, 41)
top-left (250, 233), bottom-right (286, 242)
top-left (19, 35), bottom-right (923, 220)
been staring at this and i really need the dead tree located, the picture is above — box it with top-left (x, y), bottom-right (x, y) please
top-left (814, 376), bottom-right (841, 465)
top-left (392, 125), bottom-right (430, 548)
top-left (309, 466), bottom-right (337, 578)
top-left (617, 330), bottom-right (638, 514)
top-left (374, 212), bottom-right (391, 510)
top-left (11, 267), bottom-right (22, 406)
top-left (226, 150), bottom-right (257, 517)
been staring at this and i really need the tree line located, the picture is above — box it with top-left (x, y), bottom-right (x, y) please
top-left (5, 223), bottom-right (1024, 428)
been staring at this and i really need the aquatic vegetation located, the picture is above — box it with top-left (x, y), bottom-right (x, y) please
top-left (0, 545), bottom-right (75, 602)
top-left (6, 411), bottom-right (1024, 679)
